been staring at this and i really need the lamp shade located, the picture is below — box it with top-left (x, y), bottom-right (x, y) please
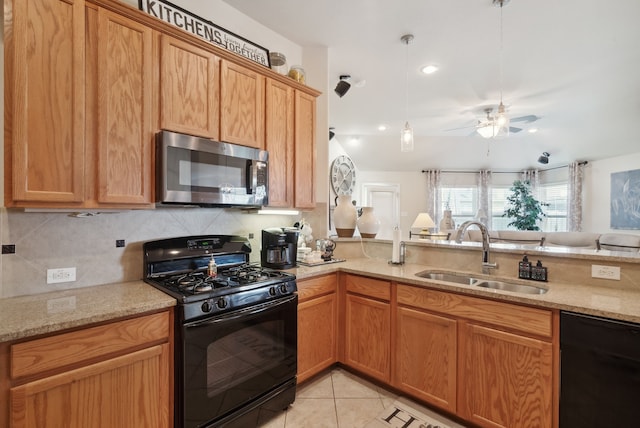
top-left (411, 213), bottom-right (436, 231)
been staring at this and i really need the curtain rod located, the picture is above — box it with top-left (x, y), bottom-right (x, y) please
top-left (421, 161), bottom-right (588, 174)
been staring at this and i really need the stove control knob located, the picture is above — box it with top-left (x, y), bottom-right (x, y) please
top-left (269, 287), bottom-right (277, 296)
top-left (216, 298), bottom-right (227, 309)
top-left (201, 301), bottom-right (213, 313)
top-left (279, 284), bottom-right (289, 294)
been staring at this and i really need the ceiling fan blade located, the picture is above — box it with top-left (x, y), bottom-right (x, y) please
top-left (509, 126), bottom-right (523, 133)
top-left (510, 115), bottom-right (540, 123)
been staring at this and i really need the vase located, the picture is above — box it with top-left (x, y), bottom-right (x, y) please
top-left (357, 207), bottom-right (381, 238)
top-left (334, 195), bottom-right (357, 237)
top-left (439, 209), bottom-right (456, 231)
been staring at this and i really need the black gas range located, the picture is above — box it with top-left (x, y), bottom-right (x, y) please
top-left (143, 235), bottom-right (297, 322)
top-left (143, 235), bottom-right (298, 428)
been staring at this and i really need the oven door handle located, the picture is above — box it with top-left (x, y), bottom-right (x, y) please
top-left (185, 294), bottom-right (297, 328)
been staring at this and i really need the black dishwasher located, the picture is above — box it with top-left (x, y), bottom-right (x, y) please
top-left (560, 311), bottom-right (640, 427)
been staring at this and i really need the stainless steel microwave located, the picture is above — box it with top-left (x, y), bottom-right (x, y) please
top-left (156, 130), bottom-right (268, 207)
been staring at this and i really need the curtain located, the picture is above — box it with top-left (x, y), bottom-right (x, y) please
top-left (521, 169), bottom-right (539, 192)
top-left (424, 170), bottom-right (441, 225)
top-left (568, 162), bottom-right (584, 231)
top-left (476, 170), bottom-right (491, 228)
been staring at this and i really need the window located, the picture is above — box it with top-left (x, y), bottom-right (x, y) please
top-left (538, 183), bottom-right (568, 232)
top-left (440, 187), bottom-right (477, 227)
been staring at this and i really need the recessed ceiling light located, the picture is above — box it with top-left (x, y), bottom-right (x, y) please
top-left (528, 128), bottom-right (538, 133)
top-left (378, 125), bottom-right (387, 131)
top-left (421, 64), bottom-right (439, 75)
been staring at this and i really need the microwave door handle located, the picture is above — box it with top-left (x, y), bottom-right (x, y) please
top-left (247, 160), bottom-right (257, 195)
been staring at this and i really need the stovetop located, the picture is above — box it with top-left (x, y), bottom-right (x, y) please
top-left (148, 263), bottom-right (295, 303)
top-left (143, 235), bottom-right (297, 322)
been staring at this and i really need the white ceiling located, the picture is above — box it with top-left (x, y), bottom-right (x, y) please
top-left (223, 0), bottom-right (640, 172)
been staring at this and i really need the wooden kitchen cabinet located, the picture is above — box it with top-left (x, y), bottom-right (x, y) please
top-left (459, 322), bottom-right (553, 428)
top-left (90, 7), bottom-right (154, 206)
top-left (5, 0), bottom-right (154, 208)
top-left (396, 283), bottom-right (555, 428)
top-left (6, 310), bottom-right (173, 428)
top-left (297, 274), bottom-right (338, 383)
top-left (293, 91), bottom-right (317, 209)
top-left (265, 78), bottom-right (295, 207)
top-left (220, 60), bottom-right (265, 149)
top-left (4, 0), bottom-right (86, 205)
top-left (343, 275), bottom-right (391, 383)
top-left (159, 34), bottom-right (220, 139)
top-left (395, 305), bottom-right (457, 413)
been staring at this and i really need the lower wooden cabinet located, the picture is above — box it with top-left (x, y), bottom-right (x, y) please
top-left (343, 275), bottom-right (391, 383)
top-left (459, 322), bottom-right (553, 428)
top-left (4, 310), bottom-right (173, 428)
top-left (297, 274), bottom-right (337, 383)
top-left (396, 283), bottom-right (555, 428)
top-left (395, 306), bottom-right (457, 413)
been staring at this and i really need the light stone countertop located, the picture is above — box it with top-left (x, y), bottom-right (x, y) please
top-left (290, 258), bottom-right (640, 324)
top-left (2, 256), bottom-right (640, 344)
top-left (0, 280), bottom-right (176, 343)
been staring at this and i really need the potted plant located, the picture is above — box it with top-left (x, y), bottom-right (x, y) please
top-left (502, 180), bottom-right (548, 230)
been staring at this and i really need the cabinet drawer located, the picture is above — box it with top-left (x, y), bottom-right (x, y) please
top-left (397, 285), bottom-right (552, 338)
top-left (298, 274), bottom-right (337, 302)
top-left (345, 274), bottom-right (391, 302)
top-left (11, 311), bottom-right (170, 379)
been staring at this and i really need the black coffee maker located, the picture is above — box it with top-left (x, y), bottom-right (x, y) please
top-left (261, 228), bottom-right (299, 269)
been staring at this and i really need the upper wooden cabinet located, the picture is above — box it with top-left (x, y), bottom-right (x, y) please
top-left (93, 8), bottom-right (154, 205)
top-left (265, 78), bottom-right (294, 207)
top-left (5, 0), bottom-right (86, 205)
top-left (5, 0), bottom-right (155, 208)
top-left (293, 91), bottom-right (317, 209)
top-left (220, 60), bottom-right (265, 149)
top-left (159, 35), bottom-right (220, 139)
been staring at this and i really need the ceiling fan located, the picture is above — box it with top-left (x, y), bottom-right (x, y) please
top-left (475, 107), bottom-right (541, 138)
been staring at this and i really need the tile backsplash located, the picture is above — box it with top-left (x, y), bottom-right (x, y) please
top-left (0, 205), bottom-right (327, 298)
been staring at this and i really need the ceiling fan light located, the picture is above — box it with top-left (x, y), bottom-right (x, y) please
top-left (477, 124), bottom-right (498, 139)
top-left (401, 122), bottom-right (414, 152)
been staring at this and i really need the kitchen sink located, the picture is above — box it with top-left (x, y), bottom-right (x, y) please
top-left (415, 271), bottom-right (480, 286)
top-left (415, 270), bottom-right (548, 294)
top-left (475, 280), bottom-right (548, 294)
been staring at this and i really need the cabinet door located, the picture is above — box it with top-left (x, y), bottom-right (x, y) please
top-left (10, 344), bottom-right (170, 428)
top-left (95, 9), bottom-right (153, 205)
top-left (459, 322), bottom-right (553, 428)
top-left (293, 91), bottom-right (316, 209)
top-left (160, 35), bottom-right (219, 138)
top-left (396, 306), bottom-right (457, 413)
top-left (8, 0), bottom-right (85, 204)
top-left (298, 293), bottom-right (337, 383)
top-left (265, 78), bottom-right (294, 207)
top-left (220, 60), bottom-right (265, 148)
top-left (344, 294), bottom-right (390, 382)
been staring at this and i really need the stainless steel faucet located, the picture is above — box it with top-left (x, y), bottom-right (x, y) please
top-left (454, 220), bottom-right (498, 274)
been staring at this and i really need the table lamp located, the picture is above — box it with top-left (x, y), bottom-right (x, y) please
top-left (410, 213), bottom-right (435, 238)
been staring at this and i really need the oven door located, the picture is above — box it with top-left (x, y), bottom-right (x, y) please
top-left (179, 294), bottom-right (297, 428)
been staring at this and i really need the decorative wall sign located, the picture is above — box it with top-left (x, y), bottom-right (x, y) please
top-left (610, 168), bottom-right (640, 230)
top-left (139, 0), bottom-right (270, 67)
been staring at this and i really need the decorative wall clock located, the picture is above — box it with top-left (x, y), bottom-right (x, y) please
top-left (330, 155), bottom-right (356, 196)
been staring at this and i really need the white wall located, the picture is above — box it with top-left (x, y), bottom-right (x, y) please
top-left (584, 152), bottom-right (640, 234)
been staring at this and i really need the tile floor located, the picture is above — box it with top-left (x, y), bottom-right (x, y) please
top-left (258, 367), bottom-right (399, 428)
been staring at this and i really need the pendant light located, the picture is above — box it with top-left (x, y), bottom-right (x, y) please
top-left (495, 0), bottom-right (509, 136)
top-left (478, 0), bottom-right (510, 139)
top-left (400, 34), bottom-right (414, 152)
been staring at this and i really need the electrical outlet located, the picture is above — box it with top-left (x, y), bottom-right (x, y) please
top-left (47, 267), bottom-right (77, 284)
top-left (116, 239), bottom-right (125, 247)
top-left (591, 265), bottom-right (621, 280)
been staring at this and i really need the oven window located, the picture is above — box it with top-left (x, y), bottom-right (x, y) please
top-left (206, 320), bottom-right (285, 397)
